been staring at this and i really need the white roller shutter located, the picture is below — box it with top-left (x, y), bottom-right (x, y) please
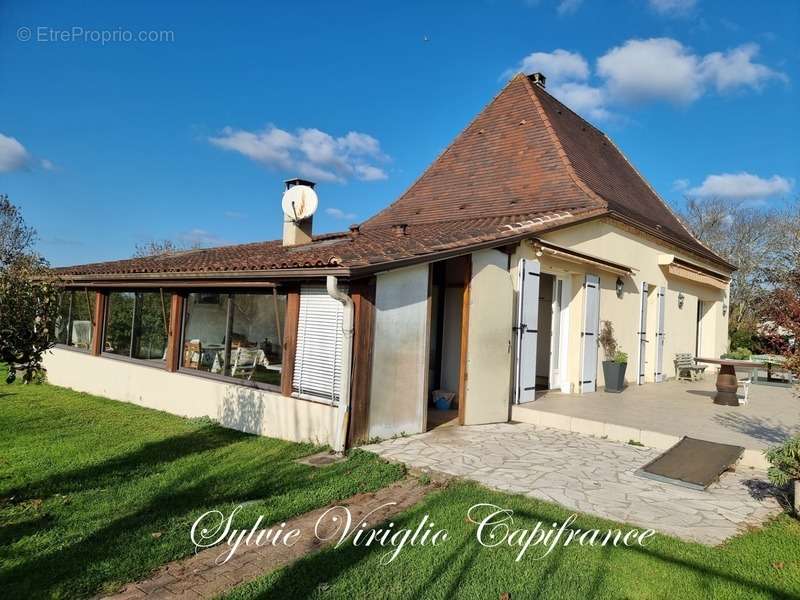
top-left (293, 285), bottom-right (345, 403)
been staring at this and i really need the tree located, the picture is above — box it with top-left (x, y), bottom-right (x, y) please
top-left (675, 197), bottom-right (788, 334)
top-left (0, 196), bottom-right (59, 383)
top-left (761, 268), bottom-right (800, 379)
top-left (133, 239), bottom-right (200, 258)
top-left (0, 194), bottom-right (36, 266)
top-left (0, 254), bottom-right (60, 383)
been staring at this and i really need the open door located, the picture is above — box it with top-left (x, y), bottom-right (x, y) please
top-left (514, 258), bottom-right (540, 404)
top-left (580, 274), bottom-right (600, 393)
top-left (637, 282), bottom-right (649, 385)
top-left (654, 286), bottom-right (666, 382)
top-left (462, 249), bottom-right (514, 425)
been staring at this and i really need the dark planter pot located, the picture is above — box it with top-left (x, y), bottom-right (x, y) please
top-left (602, 361), bottom-right (627, 393)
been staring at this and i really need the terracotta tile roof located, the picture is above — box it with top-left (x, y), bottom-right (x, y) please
top-left (57, 73), bottom-right (731, 279)
top-left (364, 73), bottom-right (729, 269)
top-left (58, 210), bottom-right (600, 278)
top-left (527, 80), bottom-right (725, 266)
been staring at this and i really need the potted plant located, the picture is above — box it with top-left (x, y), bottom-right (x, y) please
top-left (599, 320), bottom-right (628, 393)
top-left (765, 435), bottom-right (800, 515)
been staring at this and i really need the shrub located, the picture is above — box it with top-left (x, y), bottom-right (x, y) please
top-left (599, 320), bottom-right (618, 361)
top-left (613, 351), bottom-right (628, 364)
top-left (722, 347), bottom-right (752, 360)
top-left (765, 436), bottom-right (800, 488)
top-left (729, 327), bottom-right (756, 352)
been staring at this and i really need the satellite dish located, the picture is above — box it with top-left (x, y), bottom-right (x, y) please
top-left (281, 185), bottom-right (318, 221)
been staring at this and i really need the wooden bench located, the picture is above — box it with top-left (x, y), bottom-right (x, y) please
top-left (675, 353), bottom-right (707, 381)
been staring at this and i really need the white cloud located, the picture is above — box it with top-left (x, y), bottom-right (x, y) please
top-left (40, 158), bottom-right (56, 171)
top-left (647, 0), bottom-right (696, 16)
top-left (596, 38), bottom-right (784, 105)
top-left (506, 49), bottom-right (589, 83)
top-left (354, 164), bottom-right (388, 181)
top-left (325, 207), bottom-right (358, 221)
top-left (178, 228), bottom-right (225, 247)
top-left (700, 43), bottom-right (787, 93)
top-left (503, 38), bottom-right (785, 121)
top-left (597, 38), bottom-right (704, 104)
top-left (209, 125), bottom-right (388, 183)
top-left (672, 178), bottom-right (690, 191)
top-left (0, 133), bottom-right (31, 172)
top-left (557, 0), bottom-right (583, 16)
top-left (686, 172), bottom-right (793, 201)
top-left (548, 82), bottom-right (610, 120)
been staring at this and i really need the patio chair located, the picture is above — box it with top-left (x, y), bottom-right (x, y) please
top-left (675, 353), bottom-right (707, 381)
top-left (737, 376), bottom-right (751, 405)
top-left (184, 339), bottom-right (202, 369)
top-left (230, 347), bottom-right (266, 380)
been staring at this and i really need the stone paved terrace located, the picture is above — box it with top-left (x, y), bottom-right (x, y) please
top-left (364, 423), bottom-right (783, 545)
top-left (512, 377), bottom-right (798, 469)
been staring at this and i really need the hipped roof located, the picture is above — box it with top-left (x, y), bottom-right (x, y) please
top-left (58, 74), bottom-right (733, 281)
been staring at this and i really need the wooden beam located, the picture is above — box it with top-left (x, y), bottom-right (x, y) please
top-left (90, 292), bottom-right (107, 356)
top-left (348, 277), bottom-right (376, 447)
top-left (281, 287), bottom-right (301, 397)
top-left (165, 293), bottom-right (184, 372)
top-left (457, 255), bottom-right (472, 426)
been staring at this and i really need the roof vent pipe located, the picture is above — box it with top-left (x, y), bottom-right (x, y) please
top-left (391, 223), bottom-right (408, 237)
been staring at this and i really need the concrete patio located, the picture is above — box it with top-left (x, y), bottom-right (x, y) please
top-left (364, 422), bottom-right (784, 545)
top-left (512, 377), bottom-right (798, 469)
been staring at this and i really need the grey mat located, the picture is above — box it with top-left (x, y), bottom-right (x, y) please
top-left (636, 436), bottom-right (744, 491)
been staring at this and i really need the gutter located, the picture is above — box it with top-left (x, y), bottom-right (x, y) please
top-left (326, 275), bottom-right (354, 454)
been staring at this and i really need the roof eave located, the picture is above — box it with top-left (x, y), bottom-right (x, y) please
top-left (607, 211), bottom-right (737, 273)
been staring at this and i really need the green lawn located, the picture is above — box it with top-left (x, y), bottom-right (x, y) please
top-left (0, 365), bottom-right (405, 599)
top-left (226, 483), bottom-right (800, 600)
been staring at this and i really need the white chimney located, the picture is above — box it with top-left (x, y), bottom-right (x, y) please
top-left (282, 178), bottom-right (316, 246)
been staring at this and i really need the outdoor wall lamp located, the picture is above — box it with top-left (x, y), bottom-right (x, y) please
top-left (615, 278), bottom-right (624, 298)
top-left (678, 292), bottom-right (685, 309)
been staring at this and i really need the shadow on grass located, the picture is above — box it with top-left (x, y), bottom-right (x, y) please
top-left (234, 487), bottom-right (795, 600)
top-left (0, 443), bottom-right (371, 598)
top-left (3, 424), bottom-right (244, 500)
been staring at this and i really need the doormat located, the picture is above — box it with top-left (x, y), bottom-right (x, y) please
top-left (636, 437), bottom-right (744, 491)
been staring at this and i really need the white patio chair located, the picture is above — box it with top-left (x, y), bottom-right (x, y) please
top-left (230, 347), bottom-right (265, 380)
top-left (737, 376), bottom-right (751, 405)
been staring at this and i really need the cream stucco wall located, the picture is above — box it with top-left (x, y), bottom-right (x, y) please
top-left (43, 347), bottom-right (338, 444)
top-left (367, 264), bottom-right (431, 439)
top-left (463, 249), bottom-right (515, 424)
top-left (511, 219), bottom-right (731, 392)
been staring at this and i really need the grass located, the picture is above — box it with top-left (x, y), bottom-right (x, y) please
top-left (225, 482), bottom-right (800, 600)
top-left (0, 365), bottom-right (405, 599)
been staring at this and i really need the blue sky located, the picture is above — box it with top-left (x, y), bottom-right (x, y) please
top-left (1, 0), bottom-right (798, 266)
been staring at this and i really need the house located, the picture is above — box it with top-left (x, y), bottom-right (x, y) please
top-left (46, 73), bottom-right (734, 451)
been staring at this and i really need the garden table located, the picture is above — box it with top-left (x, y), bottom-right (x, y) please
top-left (695, 358), bottom-right (763, 406)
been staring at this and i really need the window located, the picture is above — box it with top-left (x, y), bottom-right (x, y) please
top-left (104, 291), bottom-right (171, 362)
top-left (55, 290), bottom-right (96, 349)
top-left (181, 291), bottom-right (286, 387)
top-left (293, 285), bottom-right (345, 403)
